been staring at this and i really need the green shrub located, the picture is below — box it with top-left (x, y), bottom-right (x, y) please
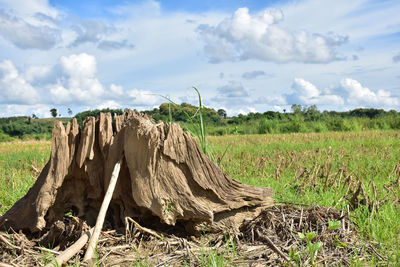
top-left (0, 132), bottom-right (13, 142)
top-left (258, 119), bottom-right (279, 134)
top-left (280, 117), bottom-right (309, 133)
top-left (387, 115), bottom-right (400, 129)
top-left (213, 129), bottom-right (225, 136)
top-left (326, 117), bottom-right (346, 131)
top-left (312, 122), bottom-right (328, 133)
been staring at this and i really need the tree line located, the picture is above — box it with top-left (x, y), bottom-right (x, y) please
top-left (0, 104), bottom-right (399, 141)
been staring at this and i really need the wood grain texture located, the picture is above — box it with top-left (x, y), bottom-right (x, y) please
top-left (0, 111), bottom-right (273, 234)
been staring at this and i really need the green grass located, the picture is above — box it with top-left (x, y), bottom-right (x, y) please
top-left (0, 130), bottom-right (399, 265)
top-left (209, 130), bottom-right (400, 264)
top-left (0, 140), bottom-right (51, 215)
top-left (161, 87), bottom-right (210, 157)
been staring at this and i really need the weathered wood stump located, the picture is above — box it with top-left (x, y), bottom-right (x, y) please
top-left (0, 111), bottom-right (273, 234)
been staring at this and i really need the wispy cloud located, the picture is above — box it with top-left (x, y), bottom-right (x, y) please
top-left (68, 18), bottom-right (135, 50)
top-left (0, 9), bottom-right (61, 49)
top-left (69, 19), bottom-right (115, 47)
top-left (214, 81), bottom-right (249, 99)
top-left (0, 1), bottom-right (134, 51)
top-left (393, 52), bottom-right (400, 63)
top-left (242, 70), bottom-right (267, 79)
top-left (97, 39), bottom-right (134, 50)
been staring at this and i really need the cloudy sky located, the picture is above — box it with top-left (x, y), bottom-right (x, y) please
top-left (0, 0), bottom-right (399, 117)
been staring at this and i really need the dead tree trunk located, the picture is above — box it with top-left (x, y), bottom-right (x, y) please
top-left (0, 111), bottom-right (273, 234)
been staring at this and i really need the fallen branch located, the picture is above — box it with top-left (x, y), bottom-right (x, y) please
top-left (30, 165), bottom-right (40, 175)
top-left (0, 233), bottom-right (19, 250)
top-left (368, 244), bottom-right (385, 261)
top-left (125, 217), bottom-right (162, 239)
top-left (313, 255), bottom-right (333, 265)
top-left (35, 246), bottom-right (60, 255)
top-left (83, 161), bottom-right (122, 262)
top-left (255, 229), bottom-right (289, 262)
top-left (44, 228), bottom-right (94, 267)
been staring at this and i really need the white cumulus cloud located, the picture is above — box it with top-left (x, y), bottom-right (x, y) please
top-left (197, 7), bottom-right (347, 63)
top-left (97, 100), bottom-right (122, 110)
top-left (285, 77), bottom-right (399, 109)
top-left (340, 78), bottom-right (399, 107)
top-left (126, 89), bottom-right (160, 106)
top-left (50, 53), bottom-right (105, 104)
top-left (286, 78), bottom-right (344, 106)
top-left (0, 60), bottom-right (40, 104)
top-left (0, 53), bottom-right (164, 117)
top-left (0, 104), bottom-right (51, 118)
top-left (24, 65), bottom-right (54, 84)
top-left (110, 84), bottom-right (123, 95)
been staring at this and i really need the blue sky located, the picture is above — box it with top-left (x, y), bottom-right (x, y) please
top-left (50, 0), bottom-right (283, 16)
top-left (0, 0), bottom-right (399, 117)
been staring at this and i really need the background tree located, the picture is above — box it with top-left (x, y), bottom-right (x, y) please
top-left (303, 105), bottom-right (321, 121)
top-left (67, 108), bottom-right (73, 116)
top-left (50, 108), bottom-right (58, 118)
top-left (291, 104), bottom-right (302, 115)
top-left (217, 109), bottom-right (227, 119)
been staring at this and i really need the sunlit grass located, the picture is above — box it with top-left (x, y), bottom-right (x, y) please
top-left (209, 130), bottom-right (400, 264)
top-left (0, 140), bottom-right (51, 215)
top-left (1, 130), bottom-right (399, 265)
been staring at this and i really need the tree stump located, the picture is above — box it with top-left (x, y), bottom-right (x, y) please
top-left (0, 111), bottom-right (273, 234)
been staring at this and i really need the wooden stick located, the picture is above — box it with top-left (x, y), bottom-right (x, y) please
top-left (44, 228), bottom-right (93, 267)
top-left (255, 229), bottom-right (289, 262)
top-left (0, 234), bottom-right (19, 250)
top-left (83, 161), bottom-right (121, 262)
top-left (35, 246), bottom-right (60, 255)
top-left (125, 217), bottom-right (162, 239)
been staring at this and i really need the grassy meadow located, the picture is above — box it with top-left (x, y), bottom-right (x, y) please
top-left (210, 130), bottom-right (400, 264)
top-left (0, 130), bottom-right (399, 265)
top-left (0, 141), bottom-right (51, 215)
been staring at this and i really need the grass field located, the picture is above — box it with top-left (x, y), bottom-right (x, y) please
top-left (0, 141), bottom-right (51, 215)
top-left (1, 130), bottom-right (399, 265)
top-left (209, 130), bottom-right (400, 264)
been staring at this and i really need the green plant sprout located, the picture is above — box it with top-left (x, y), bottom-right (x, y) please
top-left (158, 87), bottom-right (214, 160)
top-left (328, 220), bottom-right (341, 231)
top-left (298, 231), bottom-right (322, 265)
